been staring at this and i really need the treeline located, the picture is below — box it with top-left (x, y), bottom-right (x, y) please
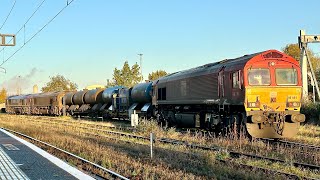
top-left (2, 43), bottom-right (319, 102)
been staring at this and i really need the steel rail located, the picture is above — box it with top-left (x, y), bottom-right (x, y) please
top-left (85, 128), bottom-right (320, 171)
top-left (181, 129), bottom-right (320, 152)
top-left (32, 121), bottom-right (317, 179)
top-left (0, 127), bottom-right (129, 180)
top-left (5, 119), bottom-right (319, 179)
top-left (32, 122), bottom-right (309, 180)
top-left (24, 118), bottom-right (320, 171)
top-left (33, 116), bottom-right (134, 131)
top-left (262, 138), bottom-right (320, 151)
top-left (28, 118), bottom-right (149, 141)
top-left (25, 120), bottom-right (314, 179)
top-left (217, 159), bottom-right (317, 180)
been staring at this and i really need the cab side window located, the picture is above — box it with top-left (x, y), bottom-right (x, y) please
top-left (232, 71), bottom-right (241, 89)
top-left (157, 87), bottom-right (166, 100)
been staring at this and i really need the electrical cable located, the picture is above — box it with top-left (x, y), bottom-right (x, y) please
top-left (0, 0), bottom-right (47, 54)
top-left (0, 0), bottom-right (16, 31)
top-left (0, 0), bottom-right (75, 67)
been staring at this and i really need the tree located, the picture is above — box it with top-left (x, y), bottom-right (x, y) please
top-left (41, 75), bottom-right (78, 92)
top-left (111, 61), bottom-right (142, 88)
top-left (148, 70), bottom-right (168, 81)
top-left (282, 43), bottom-right (320, 72)
top-left (283, 44), bottom-right (320, 101)
top-left (0, 88), bottom-right (7, 103)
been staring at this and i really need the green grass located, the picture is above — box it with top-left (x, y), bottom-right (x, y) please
top-left (287, 124), bottom-right (320, 145)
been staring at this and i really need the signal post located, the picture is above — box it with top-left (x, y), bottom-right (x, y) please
top-left (0, 34), bottom-right (16, 73)
top-left (298, 30), bottom-right (320, 101)
top-left (0, 34), bottom-right (15, 46)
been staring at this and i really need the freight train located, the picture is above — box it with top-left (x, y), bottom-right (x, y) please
top-left (5, 50), bottom-right (305, 138)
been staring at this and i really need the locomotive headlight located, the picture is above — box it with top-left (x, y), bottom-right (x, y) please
top-left (247, 95), bottom-right (260, 108)
top-left (287, 102), bottom-right (300, 107)
top-left (248, 102), bottom-right (260, 108)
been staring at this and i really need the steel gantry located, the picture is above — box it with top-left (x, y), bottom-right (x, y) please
top-left (298, 30), bottom-right (320, 101)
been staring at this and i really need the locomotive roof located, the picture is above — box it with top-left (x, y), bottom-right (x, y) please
top-left (155, 50), bottom-right (264, 83)
top-left (26, 91), bottom-right (65, 98)
top-left (7, 95), bottom-right (29, 100)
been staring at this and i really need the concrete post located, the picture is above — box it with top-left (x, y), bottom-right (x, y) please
top-left (150, 132), bottom-right (154, 159)
top-left (63, 96), bottom-right (66, 116)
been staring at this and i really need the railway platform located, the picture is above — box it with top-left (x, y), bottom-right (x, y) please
top-left (0, 128), bottom-right (94, 180)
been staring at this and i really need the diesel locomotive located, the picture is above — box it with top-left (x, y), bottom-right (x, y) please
top-left (5, 49), bottom-right (305, 138)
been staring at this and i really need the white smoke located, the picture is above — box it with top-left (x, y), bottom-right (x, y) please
top-left (0, 68), bottom-right (39, 95)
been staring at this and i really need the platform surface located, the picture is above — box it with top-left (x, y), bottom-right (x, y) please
top-left (0, 129), bottom-right (94, 180)
top-left (0, 146), bottom-right (29, 179)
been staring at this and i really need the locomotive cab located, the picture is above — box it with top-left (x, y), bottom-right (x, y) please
top-left (244, 51), bottom-right (305, 138)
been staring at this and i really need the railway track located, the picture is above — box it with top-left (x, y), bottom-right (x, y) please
top-left (262, 138), bottom-right (320, 151)
top-left (179, 128), bottom-right (320, 151)
top-left (178, 127), bottom-right (320, 156)
top-left (23, 118), bottom-right (320, 172)
top-left (0, 127), bottom-right (129, 180)
top-left (24, 115), bottom-right (320, 152)
top-left (2, 128), bottom-right (315, 180)
top-left (217, 159), bottom-right (312, 180)
top-left (39, 116), bottom-right (134, 132)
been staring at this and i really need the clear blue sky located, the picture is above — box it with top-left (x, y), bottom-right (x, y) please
top-left (0, 0), bottom-right (319, 94)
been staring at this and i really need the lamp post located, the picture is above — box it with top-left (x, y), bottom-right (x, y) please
top-left (138, 53), bottom-right (143, 82)
top-left (63, 85), bottom-right (70, 116)
top-left (63, 96), bottom-right (66, 116)
top-left (17, 75), bottom-right (21, 95)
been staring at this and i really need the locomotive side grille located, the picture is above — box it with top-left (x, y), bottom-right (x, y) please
top-left (189, 74), bottom-right (216, 99)
top-left (166, 73), bottom-right (217, 102)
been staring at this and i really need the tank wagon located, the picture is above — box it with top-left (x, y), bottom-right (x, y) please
top-left (101, 86), bottom-right (131, 118)
top-left (5, 49), bottom-right (305, 138)
top-left (129, 82), bottom-right (153, 118)
top-left (64, 82), bottom-right (152, 119)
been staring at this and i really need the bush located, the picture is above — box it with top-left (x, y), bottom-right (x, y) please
top-left (300, 102), bottom-right (320, 125)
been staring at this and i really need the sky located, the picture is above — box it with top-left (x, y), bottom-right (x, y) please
top-left (0, 0), bottom-right (320, 94)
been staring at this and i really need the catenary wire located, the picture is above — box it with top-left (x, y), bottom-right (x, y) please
top-left (0, 0), bottom-right (75, 67)
top-left (0, 0), bottom-right (47, 55)
top-left (0, 0), bottom-right (16, 31)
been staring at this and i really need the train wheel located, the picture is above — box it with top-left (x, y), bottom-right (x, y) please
top-left (167, 111), bottom-right (176, 127)
top-left (157, 112), bottom-right (167, 128)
